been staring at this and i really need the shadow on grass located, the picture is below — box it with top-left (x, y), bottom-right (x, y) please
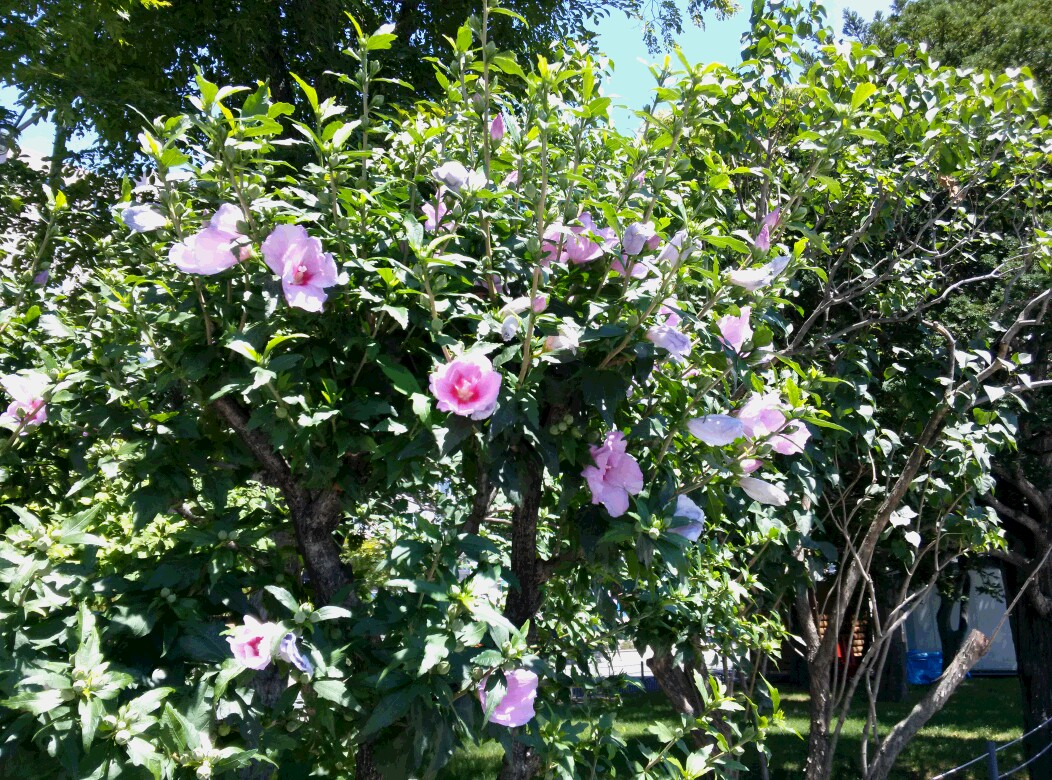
top-left (440, 677), bottom-right (1025, 780)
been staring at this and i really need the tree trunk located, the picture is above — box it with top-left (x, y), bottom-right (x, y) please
top-left (647, 651), bottom-right (712, 750)
top-left (803, 668), bottom-right (836, 780)
top-left (498, 454), bottom-right (544, 780)
top-left (865, 630), bottom-right (990, 780)
top-left (1004, 560), bottom-right (1052, 780)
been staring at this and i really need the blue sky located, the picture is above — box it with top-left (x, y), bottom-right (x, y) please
top-left (1, 0), bottom-right (892, 159)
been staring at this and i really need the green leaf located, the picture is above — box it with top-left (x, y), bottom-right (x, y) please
top-left (227, 339), bottom-right (261, 363)
top-left (291, 73), bottom-right (319, 114)
top-left (264, 585), bottom-right (300, 613)
top-left (314, 679), bottom-right (353, 705)
top-left (362, 684), bottom-right (424, 735)
top-left (311, 605), bottom-right (352, 622)
top-left (378, 358), bottom-right (421, 396)
top-left (851, 82), bottom-right (878, 111)
top-left (850, 127), bottom-right (888, 144)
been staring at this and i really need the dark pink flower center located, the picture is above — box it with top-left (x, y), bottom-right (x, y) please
top-left (454, 377), bottom-right (479, 402)
top-left (244, 636), bottom-right (264, 657)
top-left (291, 263), bottom-right (312, 285)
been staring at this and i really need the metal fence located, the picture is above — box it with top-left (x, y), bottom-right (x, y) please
top-left (932, 714), bottom-right (1052, 779)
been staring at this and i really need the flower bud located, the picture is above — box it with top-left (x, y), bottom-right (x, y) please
top-left (115, 729), bottom-right (132, 745)
top-left (435, 661), bottom-right (451, 676)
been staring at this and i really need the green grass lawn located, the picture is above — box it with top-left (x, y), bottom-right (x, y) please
top-left (441, 677), bottom-right (1025, 779)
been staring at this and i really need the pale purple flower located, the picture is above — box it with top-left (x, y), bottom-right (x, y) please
top-left (227, 615), bottom-right (279, 671)
top-left (433, 161), bottom-right (486, 193)
top-left (718, 306), bottom-right (753, 353)
top-left (479, 669), bottom-right (539, 728)
top-left (429, 353), bottom-right (502, 420)
top-left (769, 254), bottom-right (790, 275)
top-left (541, 212), bottom-right (616, 265)
top-left (500, 317), bottom-right (519, 341)
top-left (727, 267), bottom-right (771, 291)
top-left (278, 633), bottom-right (314, 674)
top-left (122, 204), bottom-right (167, 233)
top-left (169, 203), bottom-right (247, 275)
top-left (754, 208), bottom-right (781, 253)
top-left (659, 303), bottom-right (683, 328)
top-left (740, 458), bottom-right (763, 474)
top-left (687, 414), bottom-right (746, 446)
top-left (647, 325), bottom-right (692, 361)
top-left (0, 372), bottom-right (49, 433)
top-left (633, 171), bottom-right (645, 185)
top-left (490, 113), bottom-right (506, 141)
top-left (738, 393), bottom-right (787, 439)
top-left (33, 270), bottom-right (49, 286)
top-left (422, 186), bottom-right (452, 233)
top-left (739, 476), bottom-right (789, 506)
top-left (262, 224), bottom-right (340, 312)
top-left (544, 323), bottom-right (581, 354)
top-left (728, 254), bottom-right (791, 291)
top-left (669, 494), bottom-right (705, 542)
top-left (502, 170), bottom-right (520, 188)
top-left (770, 420), bottom-right (811, 456)
top-left (611, 254), bottom-right (652, 278)
top-left (582, 431), bottom-right (644, 518)
top-left (657, 230), bottom-right (698, 265)
top-left (623, 221), bottom-right (659, 256)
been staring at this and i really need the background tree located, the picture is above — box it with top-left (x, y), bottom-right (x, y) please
top-left (845, 0), bottom-right (1051, 110)
top-left (845, 3), bottom-right (1052, 776)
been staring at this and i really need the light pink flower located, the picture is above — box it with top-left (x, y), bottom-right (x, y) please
top-left (422, 186), bottom-right (452, 233)
top-left (754, 208), bottom-right (781, 253)
top-left (479, 669), bottom-right (538, 728)
top-left (262, 224), bottom-right (339, 312)
top-left (227, 615), bottom-right (279, 671)
top-left (687, 414), bottom-right (745, 446)
top-left (429, 353), bottom-right (502, 420)
top-left (0, 372), bottom-right (49, 433)
top-left (541, 212), bottom-right (616, 265)
top-left (502, 170), bottom-right (520, 188)
top-left (623, 221), bottom-right (659, 256)
top-left (718, 306), bottom-right (753, 353)
top-left (582, 431), bottom-right (644, 517)
top-left (771, 420), bottom-right (811, 455)
top-left (738, 393), bottom-right (787, 439)
top-left (739, 476), bottom-right (789, 506)
top-left (169, 203), bottom-right (247, 275)
top-left (532, 295), bottom-right (548, 313)
top-left (490, 113), bottom-right (506, 141)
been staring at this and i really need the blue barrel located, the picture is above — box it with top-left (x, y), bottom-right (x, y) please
top-left (906, 651), bottom-right (943, 684)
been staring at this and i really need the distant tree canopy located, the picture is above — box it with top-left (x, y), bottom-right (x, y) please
top-left (0, 0), bottom-right (739, 168)
top-left (845, 0), bottom-right (1051, 109)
